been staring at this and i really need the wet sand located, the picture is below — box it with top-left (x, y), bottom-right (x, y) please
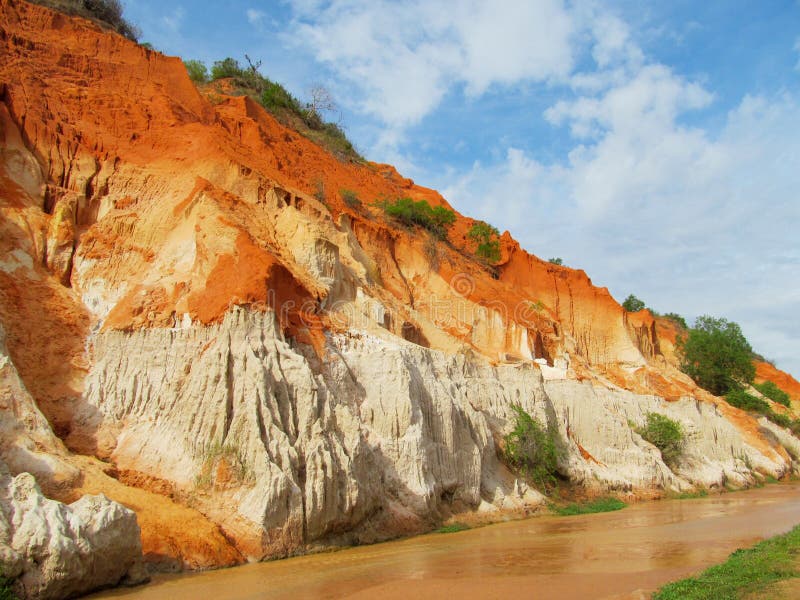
top-left (90, 483), bottom-right (800, 599)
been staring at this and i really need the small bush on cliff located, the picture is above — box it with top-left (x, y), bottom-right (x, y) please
top-left (206, 56), bottom-right (361, 161)
top-left (503, 404), bottom-right (560, 492)
top-left (468, 221), bottom-right (501, 263)
top-left (548, 257), bottom-right (563, 265)
top-left (340, 189), bottom-right (361, 209)
top-left (382, 198), bottom-right (456, 239)
top-left (725, 389), bottom-right (798, 432)
top-left (676, 315), bottom-right (756, 396)
top-left (753, 381), bottom-right (791, 408)
top-left (29, 0), bottom-right (140, 40)
top-left (622, 294), bottom-right (646, 312)
top-left (636, 412), bottom-right (684, 467)
top-left (725, 389), bottom-right (770, 414)
top-left (662, 312), bottom-right (688, 329)
top-left (184, 59), bottom-right (208, 84)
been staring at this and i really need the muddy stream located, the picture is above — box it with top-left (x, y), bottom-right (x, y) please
top-left (90, 483), bottom-right (800, 599)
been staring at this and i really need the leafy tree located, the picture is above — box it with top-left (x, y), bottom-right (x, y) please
top-left (622, 294), bottom-right (646, 312)
top-left (548, 257), bottom-right (563, 265)
top-left (676, 316), bottom-right (756, 396)
top-left (468, 221), bottom-right (501, 263)
top-left (184, 59), bottom-right (208, 84)
top-left (753, 381), bottom-right (791, 408)
top-left (636, 412), bottom-right (684, 467)
top-left (503, 404), bottom-right (560, 491)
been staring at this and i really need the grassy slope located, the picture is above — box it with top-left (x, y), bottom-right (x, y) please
top-left (654, 523), bottom-right (800, 599)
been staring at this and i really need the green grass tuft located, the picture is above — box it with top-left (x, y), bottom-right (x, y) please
top-left (0, 574), bottom-right (17, 600)
top-left (434, 522), bottom-right (470, 534)
top-left (669, 489), bottom-right (710, 500)
top-left (653, 523), bottom-right (800, 599)
top-left (552, 497), bottom-right (627, 516)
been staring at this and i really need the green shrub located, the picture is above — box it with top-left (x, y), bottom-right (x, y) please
top-left (622, 294), bottom-right (645, 312)
top-left (725, 389), bottom-right (770, 413)
top-left (468, 221), bottom-right (501, 263)
top-left (769, 412), bottom-right (793, 429)
top-left (184, 59), bottom-right (208, 84)
top-left (548, 257), bottom-right (563, 265)
top-left (340, 189), bottom-right (361, 208)
top-left (662, 312), bottom-right (688, 329)
top-left (753, 381), bottom-right (791, 407)
top-left (725, 389), bottom-right (797, 431)
top-left (553, 497), bottom-right (627, 516)
top-left (261, 80), bottom-right (301, 112)
top-left (382, 198), bottom-right (455, 239)
top-left (503, 404), bottom-right (560, 492)
top-left (313, 179), bottom-right (327, 205)
top-left (636, 412), bottom-right (684, 467)
top-left (205, 56), bottom-right (360, 161)
top-left (211, 57), bottom-right (244, 80)
top-left (676, 315), bottom-right (756, 396)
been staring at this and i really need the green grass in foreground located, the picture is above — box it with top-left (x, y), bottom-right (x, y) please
top-left (653, 523), bottom-right (800, 599)
top-left (552, 497), bottom-right (627, 516)
top-left (434, 522), bottom-right (470, 534)
top-left (0, 575), bottom-right (16, 600)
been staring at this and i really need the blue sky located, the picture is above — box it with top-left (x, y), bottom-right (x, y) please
top-left (125, 1), bottom-right (800, 377)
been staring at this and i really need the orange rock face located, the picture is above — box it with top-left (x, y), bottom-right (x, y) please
top-left (1, 0), bottom-right (799, 572)
top-left (755, 361), bottom-right (800, 405)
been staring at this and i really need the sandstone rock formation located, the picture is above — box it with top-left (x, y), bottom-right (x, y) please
top-left (0, 465), bottom-right (146, 599)
top-left (0, 0), bottom-right (799, 592)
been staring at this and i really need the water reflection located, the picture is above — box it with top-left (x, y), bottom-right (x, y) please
top-left (90, 483), bottom-right (800, 600)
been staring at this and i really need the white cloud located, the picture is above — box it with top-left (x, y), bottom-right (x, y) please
top-left (286, 0), bottom-right (577, 128)
top-left (161, 7), bottom-right (185, 33)
top-left (439, 15), bottom-right (800, 375)
top-left (247, 9), bottom-right (267, 26)
top-left (279, 0), bottom-right (800, 374)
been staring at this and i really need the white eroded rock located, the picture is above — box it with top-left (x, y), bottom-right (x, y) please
top-left (78, 307), bottom-right (798, 559)
top-left (0, 466), bottom-right (145, 599)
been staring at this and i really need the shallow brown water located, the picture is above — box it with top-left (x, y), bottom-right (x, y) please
top-left (91, 483), bottom-right (800, 600)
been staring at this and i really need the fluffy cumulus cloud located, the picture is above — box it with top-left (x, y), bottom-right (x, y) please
top-left (280, 0), bottom-right (800, 374)
top-left (286, 0), bottom-right (576, 127)
top-left (442, 15), bottom-right (800, 374)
